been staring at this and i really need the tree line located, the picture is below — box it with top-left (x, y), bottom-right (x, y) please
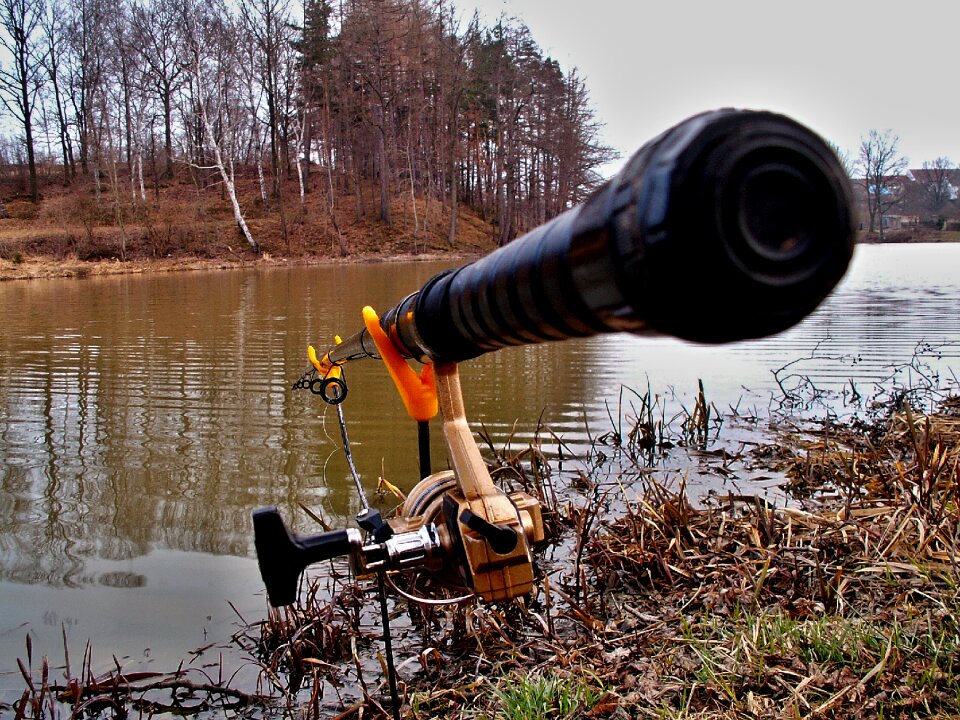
top-left (0, 0), bottom-right (615, 252)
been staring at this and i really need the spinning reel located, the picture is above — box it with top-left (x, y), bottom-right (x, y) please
top-left (254, 324), bottom-right (546, 607)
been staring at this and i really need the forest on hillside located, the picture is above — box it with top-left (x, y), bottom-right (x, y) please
top-left (0, 0), bottom-right (616, 256)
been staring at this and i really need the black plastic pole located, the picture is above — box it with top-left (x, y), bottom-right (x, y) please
top-left (417, 420), bottom-right (431, 480)
top-left (378, 572), bottom-right (402, 720)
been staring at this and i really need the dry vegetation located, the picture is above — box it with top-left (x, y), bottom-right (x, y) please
top-left (11, 382), bottom-right (960, 719)
top-left (860, 227), bottom-right (960, 245)
top-left (0, 171), bottom-right (499, 281)
top-left (383, 396), bottom-right (960, 720)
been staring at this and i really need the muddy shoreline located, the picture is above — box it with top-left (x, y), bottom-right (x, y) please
top-left (0, 250), bottom-right (482, 282)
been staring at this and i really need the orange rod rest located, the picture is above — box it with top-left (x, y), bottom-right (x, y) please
top-left (362, 306), bottom-right (438, 422)
top-left (308, 337), bottom-right (343, 381)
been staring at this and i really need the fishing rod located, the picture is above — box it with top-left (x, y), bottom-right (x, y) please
top-left (253, 106), bottom-right (855, 614)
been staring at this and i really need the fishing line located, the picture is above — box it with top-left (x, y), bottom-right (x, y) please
top-left (335, 399), bottom-right (369, 513)
top-left (326, 374), bottom-right (399, 717)
top-left (385, 573), bottom-right (474, 607)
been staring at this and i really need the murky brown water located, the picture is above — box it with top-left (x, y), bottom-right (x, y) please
top-left (2, 244), bottom-right (959, 697)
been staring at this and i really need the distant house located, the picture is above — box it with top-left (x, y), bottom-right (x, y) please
top-left (906, 168), bottom-right (960, 202)
top-left (851, 175), bottom-right (908, 229)
top-left (852, 170), bottom-right (960, 232)
top-left (880, 212), bottom-right (920, 229)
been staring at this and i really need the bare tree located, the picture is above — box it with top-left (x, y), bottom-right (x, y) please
top-left (920, 156), bottom-right (954, 215)
top-left (106, 1), bottom-right (140, 177)
top-left (39, 0), bottom-right (75, 183)
top-left (65, 0), bottom-right (109, 178)
top-left (182, 0), bottom-right (259, 253)
top-left (439, 8), bottom-right (476, 246)
top-left (238, 0), bottom-right (291, 196)
top-left (337, 0), bottom-right (412, 226)
top-left (299, 0), bottom-right (347, 254)
top-left (857, 129), bottom-right (907, 241)
top-left (132, 0), bottom-right (186, 179)
top-left (554, 67), bottom-right (616, 208)
top-left (235, 26), bottom-right (269, 204)
top-left (0, 0), bottom-right (44, 200)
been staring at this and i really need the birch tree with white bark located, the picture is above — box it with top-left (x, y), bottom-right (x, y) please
top-left (182, 0), bottom-right (260, 253)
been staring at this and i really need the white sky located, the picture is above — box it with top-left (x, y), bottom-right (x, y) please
top-left (462, 0), bottom-right (958, 178)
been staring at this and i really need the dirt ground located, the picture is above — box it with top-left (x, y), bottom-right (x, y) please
top-left (0, 171), bottom-right (498, 282)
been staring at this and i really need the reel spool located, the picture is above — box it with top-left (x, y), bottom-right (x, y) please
top-left (252, 476), bottom-right (546, 607)
top-left (259, 296), bottom-right (548, 609)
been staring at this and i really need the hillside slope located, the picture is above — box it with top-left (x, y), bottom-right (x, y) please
top-left (0, 173), bottom-right (499, 280)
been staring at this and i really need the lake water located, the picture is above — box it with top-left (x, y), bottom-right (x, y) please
top-left (1, 243), bottom-right (959, 700)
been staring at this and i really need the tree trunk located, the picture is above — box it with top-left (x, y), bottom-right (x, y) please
top-left (220, 155), bottom-right (259, 253)
top-left (189, 30), bottom-right (259, 254)
top-left (448, 151), bottom-right (458, 246)
top-left (376, 117), bottom-right (391, 224)
top-left (447, 108), bottom-right (460, 247)
top-left (163, 91), bottom-right (174, 178)
top-left (21, 86), bottom-right (38, 201)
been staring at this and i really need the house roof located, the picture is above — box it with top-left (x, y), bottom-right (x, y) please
top-left (851, 171), bottom-right (960, 221)
top-left (908, 168), bottom-right (960, 186)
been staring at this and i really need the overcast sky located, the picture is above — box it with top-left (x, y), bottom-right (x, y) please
top-left (462, 0), bottom-right (957, 178)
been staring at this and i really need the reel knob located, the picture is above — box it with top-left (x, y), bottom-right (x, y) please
top-left (252, 507), bottom-right (361, 607)
top-left (459, 509), bottom-right (518, 554)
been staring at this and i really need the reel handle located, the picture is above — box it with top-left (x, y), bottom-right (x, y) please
top-left (252, 507), bottom-right (360, 607)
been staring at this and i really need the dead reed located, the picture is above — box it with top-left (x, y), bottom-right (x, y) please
top-left (402, 389), bottom-right (960, 719)
top-left (572, 396), bottom-right (960, 718)
top-left (9, 628), bottom-right (266, 718)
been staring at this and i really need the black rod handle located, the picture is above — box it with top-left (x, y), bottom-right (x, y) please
top-left (252, 507), bottom-right (356, 607)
